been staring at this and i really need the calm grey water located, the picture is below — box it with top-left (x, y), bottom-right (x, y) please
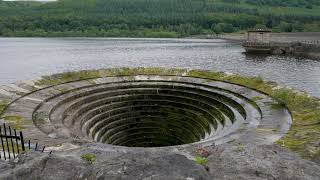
top-left (0, 38), bottom-right (319, 97)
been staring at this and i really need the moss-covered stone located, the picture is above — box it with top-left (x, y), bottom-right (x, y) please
top-left (35, 68), bottom-right (189, 86)
top-left (251, 96), bottom-right (264, 101)
top-left (2, 115), bottom-right (25, 130)
top-left (0, 100), bottom-right (9, 115)
top-left (81, 153), bottom-right (96, 163)
top-left (185, 69), bottom-right (319, 160)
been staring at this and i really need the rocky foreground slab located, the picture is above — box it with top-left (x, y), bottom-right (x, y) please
top-left (0, 143), bottom-right (319, 180)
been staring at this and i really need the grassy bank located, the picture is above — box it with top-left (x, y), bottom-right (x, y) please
top-left (32, 67), bottom-right (320, 161)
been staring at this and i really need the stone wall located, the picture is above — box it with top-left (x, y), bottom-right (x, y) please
top-left (247, 32), bottom-right (271, 43)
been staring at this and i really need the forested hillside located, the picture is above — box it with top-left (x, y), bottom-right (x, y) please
top-left (0, 0), bottom-right (319, 37)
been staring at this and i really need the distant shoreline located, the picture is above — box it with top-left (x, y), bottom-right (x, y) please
top-left (1, 32), bottom-right (319, 42)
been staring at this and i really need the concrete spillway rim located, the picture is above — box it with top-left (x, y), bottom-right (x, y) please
top-left (0, 74), bottom-right (292, 117)
top-left (0, 74), bottom-right (293, 150)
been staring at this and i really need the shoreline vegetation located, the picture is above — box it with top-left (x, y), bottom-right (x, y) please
top-left (1, 68), bottom-right (317, 161)
top-left (1, 32), bottom-right (320, 44)
top-left (0, 0), bottom-right (319, 38)
top-left (0, 27), bottom-right (249, 39)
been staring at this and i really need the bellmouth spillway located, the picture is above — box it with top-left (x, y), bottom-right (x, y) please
top-left (0, 74), bottom-right (292, 148)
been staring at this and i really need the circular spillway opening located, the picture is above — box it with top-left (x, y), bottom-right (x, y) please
top-left (44, 77), bottom-right (250, 147)
top-left (81, 82), bottom-right (226, 147)
top-left (23, 74), bottom-right (291, 148)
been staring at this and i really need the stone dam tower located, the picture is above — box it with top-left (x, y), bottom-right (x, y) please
top-left (247, 29), bottom-right (272, 43)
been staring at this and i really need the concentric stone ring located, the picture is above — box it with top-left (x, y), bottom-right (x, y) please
top-left (1, 74), bottom-right (292, 148)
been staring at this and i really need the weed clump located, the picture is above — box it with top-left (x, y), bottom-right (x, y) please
top-left (81, 153), bottom-right (96, 164)
top-left (194, 147), bottom-right (211, 171)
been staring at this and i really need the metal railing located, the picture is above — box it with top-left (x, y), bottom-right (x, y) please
top-left (0, 123), bottom-right (51, 160)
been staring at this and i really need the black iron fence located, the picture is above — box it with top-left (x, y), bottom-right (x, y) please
top-left (0, 123), bottom-right (51, 160)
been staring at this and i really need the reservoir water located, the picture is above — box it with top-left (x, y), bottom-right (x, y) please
top-left (0, 38), bottom-right (319, 97)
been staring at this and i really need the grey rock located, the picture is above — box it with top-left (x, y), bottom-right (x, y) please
top-left (0, 143), bottom-right (210, 180)
top-left (0, 143), bottom-right (319, 180)
top-left (207, 144), bottom-right (320, 180)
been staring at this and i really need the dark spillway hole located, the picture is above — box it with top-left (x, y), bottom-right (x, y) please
top-left (84, 98), bottom-right (217, 147)
top-left (71, 82), bottom-right (241, 148)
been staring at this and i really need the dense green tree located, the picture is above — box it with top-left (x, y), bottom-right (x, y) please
top-left (0, 0), bottom-right (319, 37)
top-left (212, 24), bottom-right (222, 34)
top-left (279, 22), bottom-right (293, 32)
top-left (292, 22), bottom-right (304, 32)
top-left (220, 23), bottom-right (235, 33)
